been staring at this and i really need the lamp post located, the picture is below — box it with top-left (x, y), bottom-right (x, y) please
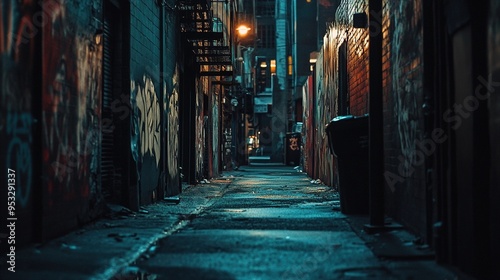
top-left (231, 23), bottom-right (254, 165)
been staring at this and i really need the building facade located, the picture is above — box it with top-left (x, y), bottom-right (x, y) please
top-left (0, 0), bottom-right (238, 248)
top-left (303, 0), bottom-right (500, 278)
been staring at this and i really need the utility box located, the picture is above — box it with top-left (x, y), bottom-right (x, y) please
top-left (326, 115), bottom-right (369, 214)
top-left (285, 132), bottom-right (301, 166)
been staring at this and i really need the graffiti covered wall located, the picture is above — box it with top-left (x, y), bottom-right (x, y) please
top-left (130, 75), bottom-right (161, 204)
top-left (41, 0), bottom-right (103, 239)
top-left (195, 78), bottom-right (207, 181)
top-left (303, 24), bottom-right (339, 188)
top-left (314, 51), bottom-right (335, 187)
top-left (0, 0), bottom-right (38, 245)
top-left (129, 0), bottom-right (162, 204)
top-left (212, 92), bottom-right (219, 178)
top-left (302, 75), bottom-right (314, 178)
top-left (165, 66), bottom-right (180, 196)
top-left (382, 0), bottom-right (426, 236)
top-left (316, 0), bottom-right (427, 236)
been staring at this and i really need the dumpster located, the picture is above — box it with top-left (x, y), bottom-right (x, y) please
top-left (326, 115), bottom-right (369, 214)
top-left (285, 132), bottom-right (301, 166)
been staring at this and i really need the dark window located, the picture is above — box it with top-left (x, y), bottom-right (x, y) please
top-left (257, 24), bottom-right (276, 49)
top-left (255, 0), bottom-right (275, 16)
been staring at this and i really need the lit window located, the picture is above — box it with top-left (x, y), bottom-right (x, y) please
top-left (288, 55), bottom-right (293, 76)
top-left (270, 59), bottom-right (276, 74)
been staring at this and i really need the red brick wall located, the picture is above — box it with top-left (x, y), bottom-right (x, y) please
top-left (329, 0), bottom-right (427, 238)
top-left (346, 1), bottom-right (369, 116)
top-left (333, 0), bottom-right (369, 116)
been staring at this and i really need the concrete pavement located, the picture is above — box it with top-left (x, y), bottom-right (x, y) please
top-left (1, 165), bottom-right (473, 279)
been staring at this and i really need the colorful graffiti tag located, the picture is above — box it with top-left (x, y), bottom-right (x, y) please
top-left (6, 113), bottom-right (33, 208)
top-left (41, 0), bottom-right (101, 205)
top-left (1, 0), bottom-right (36, 209)
top-left (195, 79), bottom-right (205, 179)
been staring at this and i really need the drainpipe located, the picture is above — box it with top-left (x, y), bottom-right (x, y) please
top-left (366, 0), bottom-right (385, 229)
top-left (159, 1), bottom-right (165, 199)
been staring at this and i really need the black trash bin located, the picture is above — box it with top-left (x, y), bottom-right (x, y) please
top-left (285, 132), bottom-right (301, 166)
top-left (326, 115), bottom-right (369, 214)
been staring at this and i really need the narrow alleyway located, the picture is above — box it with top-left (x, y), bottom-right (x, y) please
top-left (114, 166), bottom-right (461, 280)
top-left (1, 1), bottom-right (498, 278)
top-left (1, 165), bottom-right (470, 279)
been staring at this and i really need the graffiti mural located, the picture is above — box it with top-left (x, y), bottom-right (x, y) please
top-left (314, 72), bottom-right (335, 186)
top-left (196, 113), bottom-right (204, 178)
top-left (301, 26), bottom-right (338, 187)
top-left (5, 113), bottom-right (33, 208)
top-left (131, 75), bottom-right (161, 167)
top-left (194, 79), bottom-right (205, 180)
top-left (42, 0), bottom-right (102, 205)
top-left (131, 74), bottom-right (162, 202)
top-left (166, 66), bottom-right (180, 195)
top-left (212, 93), bottom-right (219, 177)
top-left (389, 0), bottom-right (423, 177)
top-left (1, 0), bottom-right (37, 210)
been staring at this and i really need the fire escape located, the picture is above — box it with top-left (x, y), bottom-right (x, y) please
top-left (178, 0), bottom-right (233, 77)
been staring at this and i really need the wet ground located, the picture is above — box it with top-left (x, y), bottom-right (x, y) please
top-left (115, 166), bottom-right (460, 280)
top-left (2, 165), bottom-right (468, 280)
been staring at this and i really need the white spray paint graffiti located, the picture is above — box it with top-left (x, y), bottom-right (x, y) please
top-left (167, 67), bottom-right (180, 179)
top-left (131, 75), bottom-right (161, 167)
top-left (391, 1), bottom-right (422, 176)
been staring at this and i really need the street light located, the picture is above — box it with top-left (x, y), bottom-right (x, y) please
top-left (233, 22), bottom-right (255, 166)
top-left (236, 25), bottom-right (251, 37)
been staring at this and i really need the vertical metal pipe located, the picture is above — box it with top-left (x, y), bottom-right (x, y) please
top-left (368, 0), bottom-right (384, 226)
top-left (159, 1), bottom-right (166, 199)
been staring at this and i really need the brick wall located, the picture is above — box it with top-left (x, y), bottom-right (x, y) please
top-left (333, 0), bottom-right (369, 117)
top-left (130, 1), bottom-right (161, 79)
top-left (330, 0), bottom-right (427, 238)
top-left (346, 0), bottom-right (369, 116)
top-left (0, 0), bottom-right (180, 246)
top-left (163, 0), bottom-right (181, 196)
top-left (381, 0), bottom-right (395, 210)
top-left (130, 0), bottom-right (162, 205)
